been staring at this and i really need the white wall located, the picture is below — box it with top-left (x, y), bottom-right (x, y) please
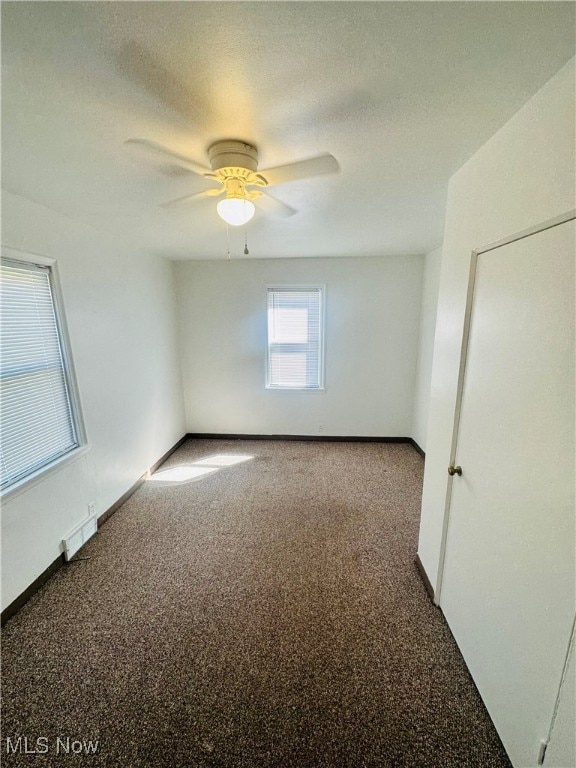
top-left (417, 56), bottom-right (575, 591)
top-left (175, 256), bottom-right (423, 437)
top-left (1, 191), bottom-right (186, 610)
top-left (417, 57), bottom-right (575, 767)
top-left (411, 247), bottom-right (441, 452)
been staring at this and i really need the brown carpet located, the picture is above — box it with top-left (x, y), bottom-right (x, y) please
top-left (1, 439), bottom-right (511, 767)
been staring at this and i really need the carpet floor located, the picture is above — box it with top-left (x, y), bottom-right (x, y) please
top-left (1, 439), bottom-right (511, 767)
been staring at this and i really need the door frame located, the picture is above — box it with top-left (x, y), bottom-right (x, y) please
top-left (541, 615), bottom-right (575, 763)
top-left (434, 207), bottom-right (576, 604)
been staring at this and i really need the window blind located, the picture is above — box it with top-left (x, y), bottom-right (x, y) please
top-left (0, 259), bottom-right (79, 491)
top-left (267, 287), bottom-right (323, 389)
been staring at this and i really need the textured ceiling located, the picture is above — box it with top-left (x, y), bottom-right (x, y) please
top-left (2, 2), bottom-right (574, 260)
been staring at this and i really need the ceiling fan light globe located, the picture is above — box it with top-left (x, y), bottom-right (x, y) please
top-left (217, 198), bottom-right (255, 226)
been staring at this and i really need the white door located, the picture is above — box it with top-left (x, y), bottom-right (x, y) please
top-left (440, 219), bottom-right (575, 768)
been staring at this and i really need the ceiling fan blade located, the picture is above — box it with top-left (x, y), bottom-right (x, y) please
top-left (257, 191), bottom-right (298, 218)
top-left (125, 139), bottom-right (213, 177)
top-left (161, 187), bottom-right (223, 208)
top-left (261, 154), bottom-right (339, 187)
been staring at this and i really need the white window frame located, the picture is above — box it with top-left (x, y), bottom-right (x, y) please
top-left (1, 246), bottom-right (88, 500)
top-left (265, 284), bottom-right (326, 391)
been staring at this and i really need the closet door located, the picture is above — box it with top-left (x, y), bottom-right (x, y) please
top-left (440, 220), bottom-right (575, 767)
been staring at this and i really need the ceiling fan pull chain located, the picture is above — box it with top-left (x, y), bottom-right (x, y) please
top-left (242, 197), bottom-right (250, 255)
top-left (226, 223), bottom-right (231, 260)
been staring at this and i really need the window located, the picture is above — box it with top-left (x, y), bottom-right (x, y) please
top-left (0, 256), bottom-right (83, 494)
top-left (266, 286), bottom-right (324, 389)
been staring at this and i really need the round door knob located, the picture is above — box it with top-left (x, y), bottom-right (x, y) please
top-left (448, 465), bottom-right (462, 476)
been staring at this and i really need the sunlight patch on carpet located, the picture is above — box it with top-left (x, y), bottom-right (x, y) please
top-left (148, 465), bottom-right (219, 484)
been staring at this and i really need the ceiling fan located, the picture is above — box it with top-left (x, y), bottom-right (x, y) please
top-left (125, 137), bottom-right (339, 226)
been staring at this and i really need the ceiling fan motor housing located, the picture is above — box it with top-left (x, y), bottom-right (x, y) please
top-left (207, 140), bottom-right (267, 193)
top-left (208, 140), bottom-right (258, 173)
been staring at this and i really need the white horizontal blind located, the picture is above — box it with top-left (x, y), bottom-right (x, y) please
top-left (1, 259), bottom-right (79, 491)
top-left (267, 287), bottom-right (323, 389)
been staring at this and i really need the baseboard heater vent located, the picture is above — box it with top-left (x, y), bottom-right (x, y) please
top-left (62, 515), bottom-right (98, 561)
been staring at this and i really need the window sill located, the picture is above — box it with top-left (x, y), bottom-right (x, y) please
top-left (265, 386), bottom-right (328, 393)
top-left (1, 444), bottom-right (91, 504)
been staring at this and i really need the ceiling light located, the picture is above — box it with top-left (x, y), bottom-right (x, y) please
top-left (217, 197), bottom-right (255, 226)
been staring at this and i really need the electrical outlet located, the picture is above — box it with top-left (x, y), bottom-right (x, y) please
top-left (88, 501), bottom-right (96, 517)
top-left (318, 424), bottom-right (324, 433)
